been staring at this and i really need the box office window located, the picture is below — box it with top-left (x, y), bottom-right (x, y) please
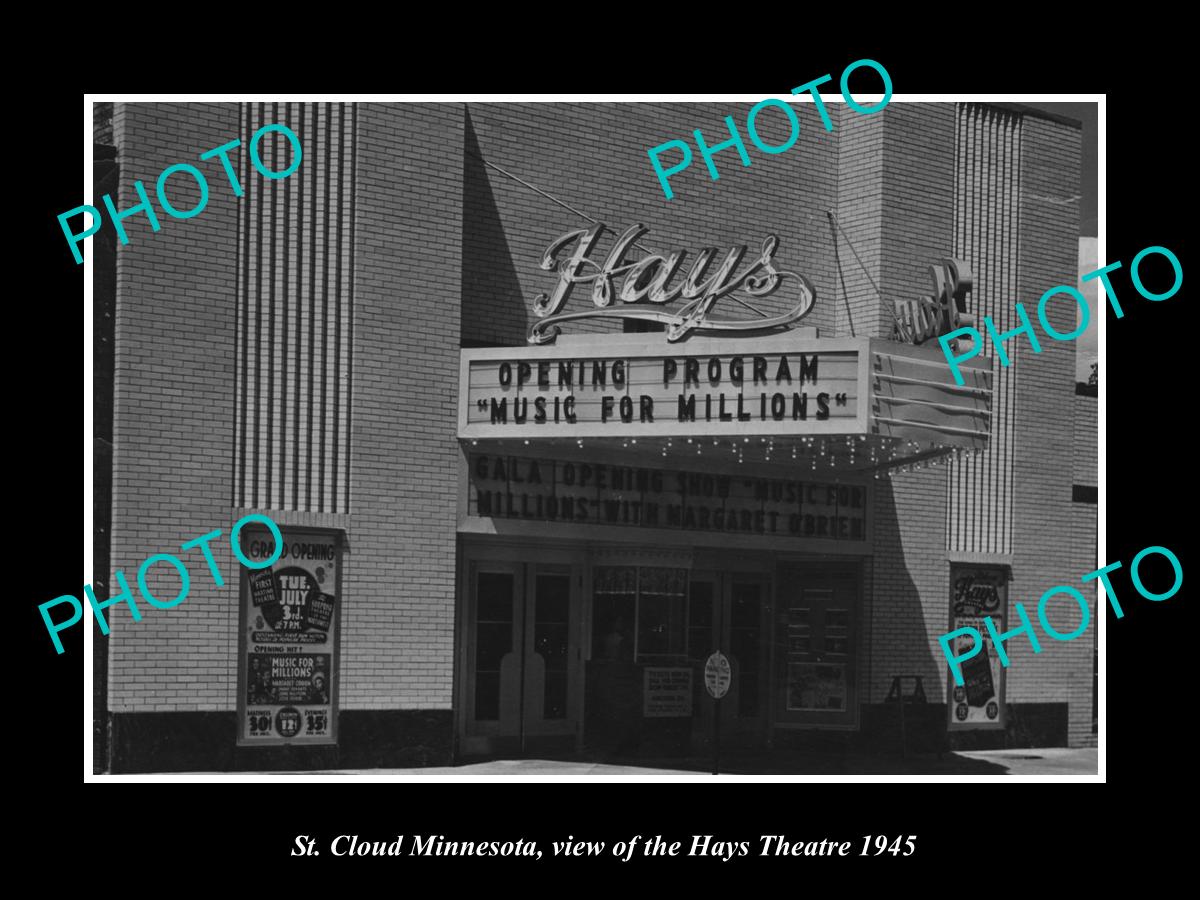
top-left (592, 566), bottom-right (688, 663)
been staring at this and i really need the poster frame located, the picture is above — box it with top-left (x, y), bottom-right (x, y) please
top-left (946, 562), bottom-right (1009, 732)
top-left (236, 524), bottom-right (345, 748)
top-left (642, 666), bottom-right (694, 718)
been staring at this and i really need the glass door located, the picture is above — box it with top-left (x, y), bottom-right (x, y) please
top-left (464, 559), bottom-right (580, 752)
top-left (690, 571), bottom-right (770, 743)
top-left (466, 563), bottom-right (522, 738)
top-left (523, 567), bottom-right (576, 739)
top-left (726, 578), bottom-right (768, 733)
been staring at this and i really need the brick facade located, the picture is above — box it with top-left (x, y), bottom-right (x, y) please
top-left (344, 103), bottom-right (463, 709)
top-left (854, 105), bottom-right (957, 709)
top-left (1009, 116), bottom-right (1091, 743)
top-left (1071, 390), bottom-right (1098, 747)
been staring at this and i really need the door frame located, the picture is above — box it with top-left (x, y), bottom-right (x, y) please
top-left (769, 559), bottom-right (864, 733)
top-left (523, 563), bottom-right (578, 741)
top-left (687, 569), bottom-right (771, 744)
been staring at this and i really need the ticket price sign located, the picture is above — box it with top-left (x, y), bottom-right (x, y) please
top-left (237, 526), bottom-right (343, 747)
top-left (705, 651), bottom-right (731, 775)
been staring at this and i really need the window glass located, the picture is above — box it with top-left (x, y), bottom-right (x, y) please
top-left (787, 663), bottom-right (847, 711)
top-left (730, 583), bottom-right (762, 716)
top-left (474, 572), bottom-right (513, 721)
top-left (592, 566), bottom-right (689, 663)
top-left (536, 573), bottom-right (570, 719)
top-left (593, 566), bottom-right (636, 662)
top-left (687, 581), bottom-right (714, 660)
top-left (637, 567), bottom-right (687, 660)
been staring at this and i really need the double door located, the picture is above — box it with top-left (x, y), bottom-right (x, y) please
top-left (462, 558), bottom-right (582, 753)
top-left (688, 571), bottom-right (770, 742)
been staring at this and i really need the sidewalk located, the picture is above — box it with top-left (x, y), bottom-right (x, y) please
top-left (953, 747), bottom-right (1097, 776)
top-left (260, 747), bottom-right (1097, 778)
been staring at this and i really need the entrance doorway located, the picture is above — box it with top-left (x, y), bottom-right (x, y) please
top-left (458, 546), bottom-right (863, 758)
top-left (688, 571), bottom-right (770, 745)
top-left (582, 563), bottom-right (771, 755)
top-left (460, 558), bottom-right (583, 755)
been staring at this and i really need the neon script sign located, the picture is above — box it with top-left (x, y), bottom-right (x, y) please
top-left (527, 223), bottom-right (816, 345)
top-left (893, 258), bottom-right (974, 346)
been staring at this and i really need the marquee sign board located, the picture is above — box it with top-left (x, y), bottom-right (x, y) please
top-left (467, 453), bottom-right (868, 541)
top-left (458, 334), bottom-right (991, 453)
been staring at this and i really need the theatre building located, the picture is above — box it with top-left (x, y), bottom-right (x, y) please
top-left (92, 99), bottom-right (1096, 772)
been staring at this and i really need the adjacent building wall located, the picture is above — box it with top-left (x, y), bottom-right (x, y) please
top-left (1008, 114), bottom-right (1088, 746)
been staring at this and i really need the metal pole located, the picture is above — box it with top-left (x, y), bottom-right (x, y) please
top-left (713, 696), bottom-right (721, 776)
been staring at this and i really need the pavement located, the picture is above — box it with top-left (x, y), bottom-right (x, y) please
top-left (243, 747), bottom-right (1097, 778)
top-left (953, 747), bottom-right (1098, 775)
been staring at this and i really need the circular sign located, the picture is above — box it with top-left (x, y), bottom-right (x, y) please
top-left (275, 707), bottom-right (302, 738)
top-left (986, 701), bottom-right (999, 720)
top-left (955, 703), bottom-right (969, 721)
top-left (704, 651), bottom-right (731, 699)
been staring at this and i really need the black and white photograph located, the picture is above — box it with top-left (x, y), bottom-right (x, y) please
top-left (75, 92), bottom-right (1111, 781)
